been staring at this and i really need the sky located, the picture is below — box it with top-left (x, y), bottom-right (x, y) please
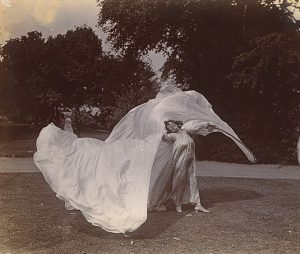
top-left (0, 0), bottom-right (165, 72)
top-left (1, 0), bottom-right (299, 72)
top-left (0, 0), bottom-right (99, 43)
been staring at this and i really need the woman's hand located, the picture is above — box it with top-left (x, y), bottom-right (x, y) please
top-left (207, 123), bottom-right (216, 132)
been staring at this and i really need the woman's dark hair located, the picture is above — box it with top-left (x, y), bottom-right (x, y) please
top-left (164, 120), bottom-right (184, 133)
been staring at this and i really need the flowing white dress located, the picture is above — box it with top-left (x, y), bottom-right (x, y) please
top-left (34, 85), bottom-right (255, 233)
top-left (34, 123), bottom-right (161, 233)
top-left (148, 130), bottom-right (200, 209)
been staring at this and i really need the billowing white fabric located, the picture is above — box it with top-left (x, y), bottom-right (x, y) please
top-left (34, 85), bottom-right (255, 233)
top-left (107, 85), bottom-right (255, 162)
top-left (34, 124), bottom-right (161, 233)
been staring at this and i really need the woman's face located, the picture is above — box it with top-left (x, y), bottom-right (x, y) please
top-left (167, 122), bottom-right (180, 133)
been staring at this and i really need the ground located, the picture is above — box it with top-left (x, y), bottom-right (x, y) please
top-left (0, 126), bottom-right (299, 253)
top-left (0, 174), bottom-right (299, 254)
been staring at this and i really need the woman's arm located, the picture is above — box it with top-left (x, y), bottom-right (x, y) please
top-left (182, 121), bottom-right (216, 137)
top-left (184, 128), bottom-right (197, 138)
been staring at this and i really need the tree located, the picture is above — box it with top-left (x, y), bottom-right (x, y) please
top-left (96, 52), bottom-right (159, 127)
top-left (230, 33), bottom-right (300, 162)
top-left (0, 27), bottom-right (104, 124)
top-left (98, 0), bottom-right (297, 99)
top-left (42, 26), bottom-right (103, 108)
top-left (98, 0), bottom-right (300, 163)
top-left (0, 26), bottom-right (158, 128)
top-left (0, 31), bottom-right (46, 122)
top-left (38, 26), bottom-right (158, 127)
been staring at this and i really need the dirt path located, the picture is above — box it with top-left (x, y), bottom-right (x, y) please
top-left (1, 157), bottom-right (299, 180)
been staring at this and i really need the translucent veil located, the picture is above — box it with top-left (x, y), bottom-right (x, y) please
top-left (34, 85), bottom-right (255, 234)
top-left (106, 85), bottom-right (255, 163)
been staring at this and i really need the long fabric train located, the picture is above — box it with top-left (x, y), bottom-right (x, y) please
top-left (34, 85), bottom-right (255, 233)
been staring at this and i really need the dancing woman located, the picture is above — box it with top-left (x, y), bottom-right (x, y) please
top-left (34, 85), bottom-right (255, 233)
top-left (148, 120), bottom-right (209, 213)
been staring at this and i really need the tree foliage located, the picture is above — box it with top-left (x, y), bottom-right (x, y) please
top-left (42, 26), bottom-right (103, 107)
top-left (230, 33), bottom-right (300, 162)
top-left (98, 0), bottom-right (300, 163)
top-left (98, 0), bottom-right (297, 96)
top-left (0, 31), bottom-right (46, 122)
top-left (0, 26), bottom-right (157, 127)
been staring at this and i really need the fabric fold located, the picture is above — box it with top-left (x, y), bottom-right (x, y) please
top-left (34, 85), bottom-right (255, 233)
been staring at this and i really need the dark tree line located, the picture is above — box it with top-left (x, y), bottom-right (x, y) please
top-left (98, 0), bottom-right (300, 164)
top-left (0, 27), bottom-right (157, 128)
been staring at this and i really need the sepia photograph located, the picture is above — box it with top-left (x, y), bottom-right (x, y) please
top-left (0, 0), bottom-right (299, 253)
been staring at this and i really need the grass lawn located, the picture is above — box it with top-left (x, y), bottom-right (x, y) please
top-left (0, 175), bottom-right (299, 253)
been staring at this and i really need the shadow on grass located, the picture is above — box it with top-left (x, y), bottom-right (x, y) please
top-left (71, 210), bottom-right (185, 240)
top-left (200, 187), bottom-right (264, 209)
top-left (74, 186), bottom-right (264, 240)
top-left (1, 174), bottom-right (263, 253)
